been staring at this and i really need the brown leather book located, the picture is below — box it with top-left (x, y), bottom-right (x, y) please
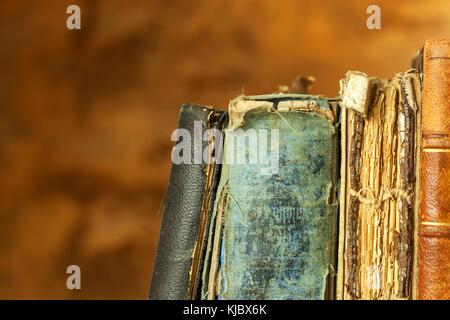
top-left (418, 39), bottom-right (450, 300)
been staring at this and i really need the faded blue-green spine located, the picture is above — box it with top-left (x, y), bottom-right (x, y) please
top-left (216, 96), bottom-right (338, 300)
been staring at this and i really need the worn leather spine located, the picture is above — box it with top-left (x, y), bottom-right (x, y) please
top-left (188, 111), bottom-right (227, 299)
top-left (418, 39), bottom-right (450, 300)
top-left (150, 104), bottom-right (214, 300)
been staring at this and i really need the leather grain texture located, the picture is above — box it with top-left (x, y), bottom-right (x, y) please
top-left (418, 39), bottom-right (450, 300)
top-left (150, 104), bottom-right (213, 300)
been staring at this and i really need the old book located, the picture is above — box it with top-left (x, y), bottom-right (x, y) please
top-left (337, 70), bottom-right (421, 300)
top-left (150, 104), bottom-right (227, 299)
top-left (201, 95), bottom-right (340, 299)
top-left (416, 39), bottom-right (450, 300)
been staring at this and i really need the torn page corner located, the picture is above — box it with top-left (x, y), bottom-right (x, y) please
top-left (227, 97), bottom-right (273, 131)
top-left (340, 71), bottom-right (376, 116)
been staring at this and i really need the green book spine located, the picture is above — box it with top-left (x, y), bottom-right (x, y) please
top-left (208, 95), bottom-right (339, 300)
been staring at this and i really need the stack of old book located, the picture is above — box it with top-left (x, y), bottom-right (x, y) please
top-left (150, 39), bottom-right (450, 300)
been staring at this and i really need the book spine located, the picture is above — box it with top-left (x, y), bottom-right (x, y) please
top-left (150, 104), bottom-right (213, 300)
top-left (211, 97), bottom-right (339, 300)
top-left (418, 39), bottom-right (450, 300)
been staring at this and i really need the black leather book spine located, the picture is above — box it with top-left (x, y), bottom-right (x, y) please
top-left (150, 104), bottom-right (214, 300)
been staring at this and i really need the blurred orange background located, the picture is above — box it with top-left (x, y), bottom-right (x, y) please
top-left (0, 0), bottom-right (448, 299)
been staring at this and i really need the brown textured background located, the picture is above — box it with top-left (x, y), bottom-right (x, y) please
top-left (0, 0), bottom-right (448, 299)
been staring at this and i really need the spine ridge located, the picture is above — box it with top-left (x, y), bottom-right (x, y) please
top-left (418, 39), bottom-right (450, 300)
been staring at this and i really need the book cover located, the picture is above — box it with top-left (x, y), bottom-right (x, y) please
top-left (417, 39), bottom-right (450, 300)
top-left (201, 95), bottom-right (339, 299)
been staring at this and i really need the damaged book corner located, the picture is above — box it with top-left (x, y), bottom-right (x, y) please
top-left (150, 39), bottom-right (450, 300)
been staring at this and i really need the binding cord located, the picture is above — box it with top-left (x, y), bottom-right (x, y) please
top-left (350, 186), bottom-right (413, 211)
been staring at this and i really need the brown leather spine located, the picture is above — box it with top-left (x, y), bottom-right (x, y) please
top-left (418, 39), bottom-right (450, 300)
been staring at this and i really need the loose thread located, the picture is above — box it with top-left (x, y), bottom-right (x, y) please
top-left (271, 106), bottom-right (298, 134)
top-left (227, 189), bottom-right (245, 220)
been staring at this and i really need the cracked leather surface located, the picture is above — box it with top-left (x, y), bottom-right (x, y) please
top-left (150, 104), bottom-right (213, 300)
